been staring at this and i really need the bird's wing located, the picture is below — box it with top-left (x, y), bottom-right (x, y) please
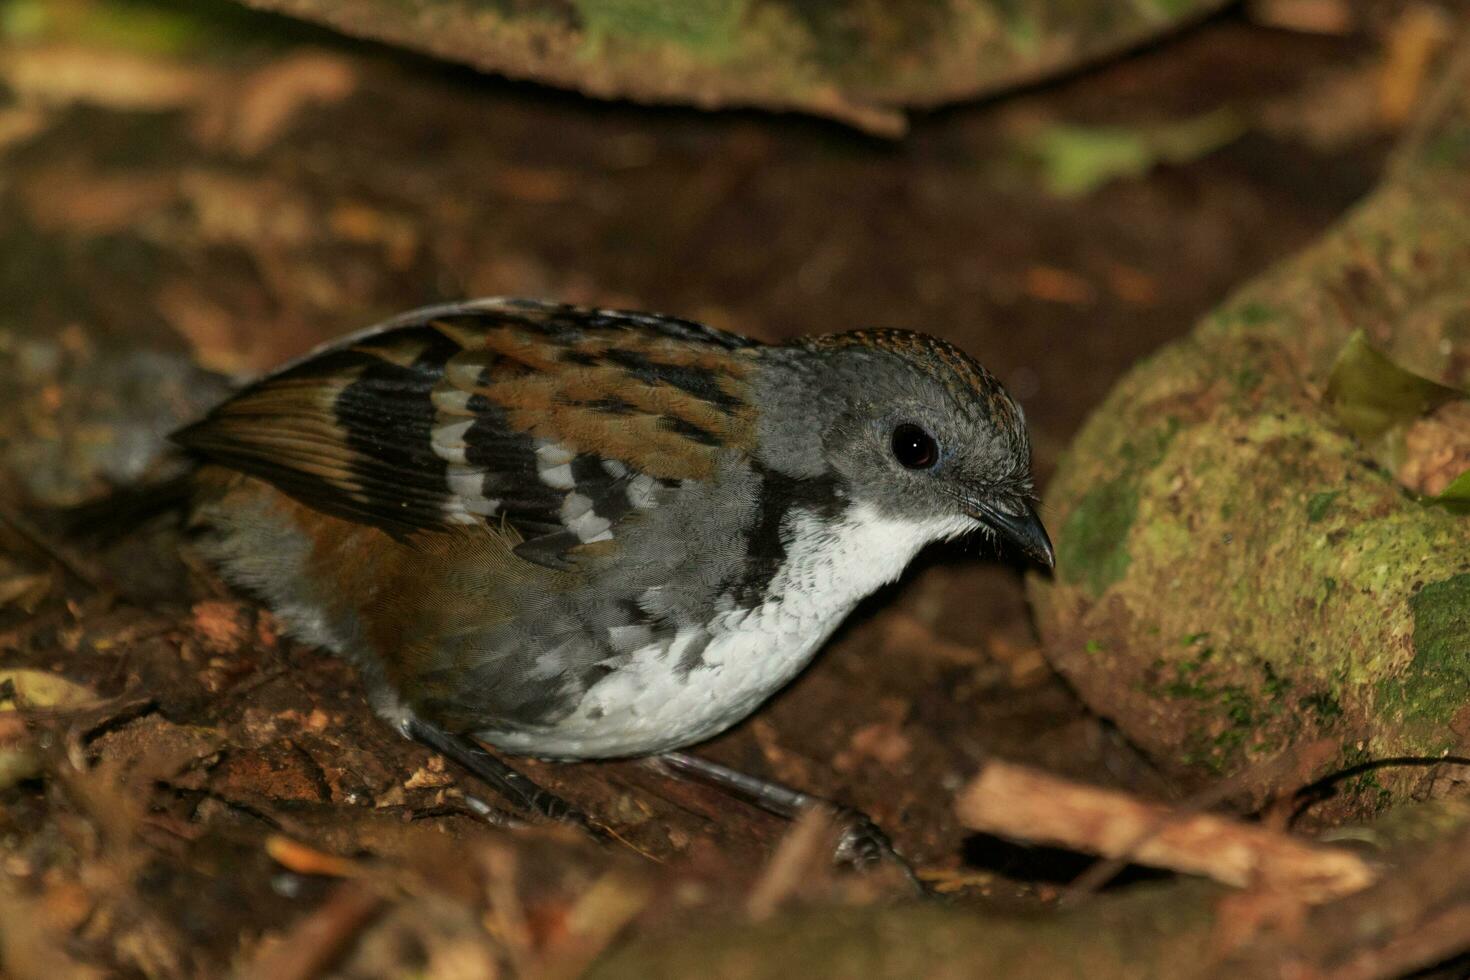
top-left (175, 299), bottom-right (761, 569)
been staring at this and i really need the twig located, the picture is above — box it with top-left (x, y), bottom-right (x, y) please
top-left (1389, 25), bottom-right (1470, 178)
top-left (530, 871), bottom-right (653, 980)
top-left (237, 882), bottom-right (382, 980)
top-left (1221, 822), bottom-right (1470, 978)
top-left (0, 504), bottom-right (110, 592)
top-left (745, 807), bottom-right (840, 921)
top-left (1065, 737), bottom-right (1340, 900)
top-left (956, 759), bottom-right (1376, 903)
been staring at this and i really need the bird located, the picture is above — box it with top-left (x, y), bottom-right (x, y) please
top-left (173, 297), bottom-right (1053, 868)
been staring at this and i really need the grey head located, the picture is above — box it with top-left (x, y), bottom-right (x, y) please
top-left (753, 329), bottom-right (1053, 567)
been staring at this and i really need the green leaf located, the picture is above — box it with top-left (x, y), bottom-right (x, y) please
top-left (1029, 109), bottom-right (1245, 199)
top-left (1433, 469), bottom-right (1470, 512)
top-left (0, 669), bottom-right (98, 791)
top-left (1324, 330), bottom-right (1464, 443)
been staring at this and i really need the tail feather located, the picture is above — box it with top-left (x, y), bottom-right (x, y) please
top-left (52, 472), bottom-right (195, 544)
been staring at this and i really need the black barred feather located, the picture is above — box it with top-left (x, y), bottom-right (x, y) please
top-left (174, 299), bottom-right (761, 569)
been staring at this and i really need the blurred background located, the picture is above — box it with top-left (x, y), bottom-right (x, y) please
top-left (1, 0), bottom-right (1467, 976)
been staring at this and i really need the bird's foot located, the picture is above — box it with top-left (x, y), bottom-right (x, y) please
top-left (403, 717), bottom-right (607, 841)
top-left (655, 751), bottom-right (926, 892)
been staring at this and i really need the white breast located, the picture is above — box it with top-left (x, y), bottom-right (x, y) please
top-left (482, 503), bottom-right (975, 759)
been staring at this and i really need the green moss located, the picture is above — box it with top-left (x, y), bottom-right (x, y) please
top-left (1214, 300), bottom-right (1275, 330)
top-left (1058, 475), bottom-right (1138, 598)
top-left (1232, 366), bottom-right (1263, 393)
top-left (1058, 421), bottom-right (1181, 597)
top-left (1377, 573), bottom-right (1470, 737)
top-left (1151, 0), bottom-right (1204, 14)
top-left (1425, 124), bottom-right (1470, 170)
top-left (780, 0), bottom-right (949, 72)
top-left (576, 0), bottom-right (749, 55)
top-left (1300, 690), bottom-right (1343, 722)
top-left (1306, 491), bottom-right (1340, 523)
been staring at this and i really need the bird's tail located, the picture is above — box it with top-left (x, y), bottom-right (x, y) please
top-left (48, 470), bottom-right (195, 545)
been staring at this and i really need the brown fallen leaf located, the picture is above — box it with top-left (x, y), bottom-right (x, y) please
top-left (329, 203), bottom-right (421, 271)
top-left (1106, 263), bottom-right (1161, 306)
top-left (1, 44), bottom-right (215, 111)
top-left (19, 166), bottom-right (176, 236)
top-left (178, 169), bottom-right (314, 249)
top-left (833, 719), bottom-right (912, 772)
top-left (1247, 0), bottom-right (1356, 35)
top-left (189, 600), bottom-right (254, 655)
top-left (0, 105), bottom-right (47, 152)
top-left (0, 570), bottom-right (51, 612)
top-left (0, 886), bottom-right (107, 980)
top-left (238, 882), bottom-right (382, 980)
top-left (744, 808), bottom-right (841, 921)
top-left (493, 164), bottom-right (577, 204)
top-left (1024, 265), bottom-right (1097, 306)
top-left (404, 754), bottom-right (455, 790)
top-left (533, 871), bottom-right (653, 980)
top-left (1379, 4), bottom-right (1455, 126)
top-left (194, 50), bottom-right (358, 157)
top-left (878, 611), bottom-right (983, 666)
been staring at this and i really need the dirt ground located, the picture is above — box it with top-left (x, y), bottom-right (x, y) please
top-left (0, 1), bottom-right (1433, 974)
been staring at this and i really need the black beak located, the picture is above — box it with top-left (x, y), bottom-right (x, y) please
top-left (970, 499), bottom-right (1055, 569)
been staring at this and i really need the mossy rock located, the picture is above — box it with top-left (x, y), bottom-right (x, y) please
top-left (231, 0), bottom-right (1228, 135)
top-left (1030, 47), bottom-right (1470, 815)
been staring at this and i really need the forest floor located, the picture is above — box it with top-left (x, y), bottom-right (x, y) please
top-left (0, 1), bottom-right (1440, 975)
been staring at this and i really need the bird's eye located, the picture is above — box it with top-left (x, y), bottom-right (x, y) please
top-left (891, 423), bottom-right (938, 470)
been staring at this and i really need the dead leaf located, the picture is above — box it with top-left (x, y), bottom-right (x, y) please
top-left (329, 203), bottom-right (420, 270)
top-left (1106, 263), bottom-right (1161, 306)
top-left (19, 167), bottom-right (176, 236)
top-left (194, 50), bottom-right (358, 157)
top-left (0, 105), bottom-right (48, 153)
top-left (833, 720), bottom-right (912, 773)
top-left (1, 44), bottom-right (214, 111)
top-left (493, 165), bottom-right (576, 204)
top-left (0, 887), bottom-right (107, 980)
top-left (189, 600), bottom-right (253, 654)
top-left (878, 612), bottom-right (983, 665)
top-left (1247, 0), bottom-right (1356, 35)
top-left (405, 755), bottom-right (454, 790)
top-left (1379, 4), bottom-right (1455, 126)
top-left (178, 169), bottom-right (313, 248)
top-left (1258, 65), bottom-right (1387, 150)
top-left (1024, 265), bottom-right (1096, 306)
top-left (0, 570), bottom-right (51, 612)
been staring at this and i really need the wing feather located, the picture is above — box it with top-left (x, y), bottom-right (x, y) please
top-left (175, 300), bottom-right (759, 568)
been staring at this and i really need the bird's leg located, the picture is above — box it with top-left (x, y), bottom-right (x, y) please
top-left (403, 717), bottom-right (607, 840)
top-left (655, 751), bottom-right (924, 890)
